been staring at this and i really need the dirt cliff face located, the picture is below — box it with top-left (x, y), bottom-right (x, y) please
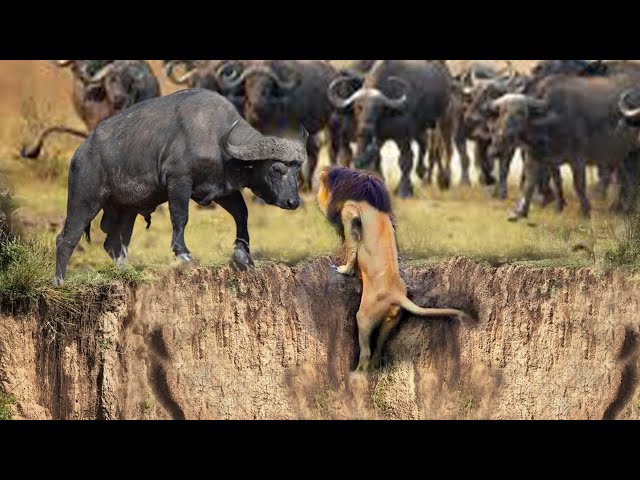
top-left (1, 257), bottom-right (639, 420)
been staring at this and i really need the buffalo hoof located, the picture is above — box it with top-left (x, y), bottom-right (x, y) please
top-left (53, 276), bottom-right (64, 288)
top-left (230, 246), bottom-right (255, 272)
top-left (396, 183), bottom-right (413, 199)
top-left (479, 174), bottom-right (497, 187)
top-left (437, 171), bottom-right (451, 190)
top-left (177, 253), bottom-right (193, 263)
top-left (492, 185), bottom-right (508, 200)
top-left (116, 255), bottom-right (128, 269)
top-left (507, 210), bottom-right (527, 222)
top-left (416, 164), bottom-right (427, 181)
top-left (555, 200), bottom-right (567, 213)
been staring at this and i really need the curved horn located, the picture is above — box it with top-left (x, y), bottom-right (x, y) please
top-left (166, 61), bottom-right (197, 85)
top-left (490, 93), bottom-right (529, 110)
top-left (218, 63), bottom-right (298, 90)
top-left (380, 76), bottom-right (409, 108)
top-left (470, 69), bottom-right (494, 89)
top-left (327, 76), bottom-right (360, 109)
top-left (327, 76), bottom-right (407, 110)
top-left (491, 93), bottom-right (546, 112)
top-left (214, 60), bottom-right (244, 86)
top-left (52, 60), bottom-right (74, 67)
top-left (619, 89), bottom-right (640, 119)
top-left (84, 62), bottom-right (116, 84)
top-left (221, 118), bottom-right (307, 163)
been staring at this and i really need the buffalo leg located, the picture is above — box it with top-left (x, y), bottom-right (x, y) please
top-left (571, 161), bottom-right (591, 218)
top-left (102, 209), bottom-right (137, 267)
top-left (425, 130), bottom-right (438, 185)
top-left (328, 114), bottom-right (341, 166)
top-left (215, 191), bottom-right (255, 271)
top-left (303, 135), bottom-right (319, 192)
top-left (536, 166), bottom-right (555, 208)
top-left (54, 200), bottom-right (102, 287)
top-left (509, 157), bottom-right (541, 221)
top-left (397, 139), bottom-right (414, 198)
top-left (167, 178), bottom-right (193, 261)
top-left (550, 166), bottom-right (566, 213)
top-left (496, 149), bottom-right (514, 200)
top-left (436, 121), bottom-right (453, 190)
top-left (455, 129), bottom-right (471, 186)
top-left (475, 141), bottom-right (495, 186)
top-left (416, 134), bottom-right (428, 180)
top-left (101, 207), bottom-right (122, 261)
top-left (595, 165), bottom-right (612, 200)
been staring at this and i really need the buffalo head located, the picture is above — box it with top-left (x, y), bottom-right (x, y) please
top-left (486, 93), bottom-right (548, 159)
top-left (327, 69), bottom-right (409, 168)
top-left (221, 119), bottom-right (308, 209)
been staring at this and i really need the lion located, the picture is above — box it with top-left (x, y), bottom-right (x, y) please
top-left (317, 166), bottom-right (474, 371)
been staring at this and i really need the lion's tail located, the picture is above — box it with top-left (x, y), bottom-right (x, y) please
top-left (397, 295), bottom-right (472, 320)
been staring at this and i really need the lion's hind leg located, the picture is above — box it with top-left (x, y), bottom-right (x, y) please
top-left (355, 299), bottom-right (391, 372)
top-left (370, 306), bottom-right (402, 370)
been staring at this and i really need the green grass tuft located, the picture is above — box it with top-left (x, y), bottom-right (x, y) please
top-left (605, 189), bottom-right (640, 269)
top-left (0, 391), bottom-right (16, 420)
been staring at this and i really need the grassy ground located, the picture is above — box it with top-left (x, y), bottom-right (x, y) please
top-left (1, 146), bottom-right (623, 276)
top-left (0, 60), bottom-right (631, 282)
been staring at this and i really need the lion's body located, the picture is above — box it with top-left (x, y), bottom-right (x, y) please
top-left (317, 166), bottom-right (472, 371)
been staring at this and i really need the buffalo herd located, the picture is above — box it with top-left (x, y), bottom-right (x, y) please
top-left (21, 59), bottom-right (640, 221)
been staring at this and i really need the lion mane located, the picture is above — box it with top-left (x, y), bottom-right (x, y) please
top-left (323, 166), bottom-right (394, 240)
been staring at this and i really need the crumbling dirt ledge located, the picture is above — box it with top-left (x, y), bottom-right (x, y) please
top-left (1, 257), bottom-right (639, 419)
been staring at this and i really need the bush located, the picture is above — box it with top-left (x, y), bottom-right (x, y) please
top-left (606, 188), bottom-right (640, 267)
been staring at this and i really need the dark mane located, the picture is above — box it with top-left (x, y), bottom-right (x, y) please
top-left (325, 167), bottom-right (394, 236)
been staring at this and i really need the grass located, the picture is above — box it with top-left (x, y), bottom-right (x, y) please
top-left (604, 189), bottom-right (640, 269)
top-left (0, 391), bottom-right (16, 420)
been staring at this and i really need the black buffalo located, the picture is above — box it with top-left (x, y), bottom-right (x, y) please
top-left (53, 89), bottom-right (307, 287)
top-left (328, 60), bottom-right (451, 197)
top-left (21, 60), bottom-right (160, 159)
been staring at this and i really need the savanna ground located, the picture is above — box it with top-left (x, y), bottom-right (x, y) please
top-left (0, 60), bottom-right (635, 289)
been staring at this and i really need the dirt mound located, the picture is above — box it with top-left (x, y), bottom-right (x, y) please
top-left (1, 257), bottom-right (639, 419)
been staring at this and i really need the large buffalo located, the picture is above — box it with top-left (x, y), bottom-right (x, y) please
top-left (217, 60), bottom-right (339, 191)
top-left (328, 60), bottom-right (451, 197)
top-left (486, 73), bottom-right (640, 221)
top-left (21, 60), bottom-right (160, 159)
top-left (53, 89), bottom-right (307, 287)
